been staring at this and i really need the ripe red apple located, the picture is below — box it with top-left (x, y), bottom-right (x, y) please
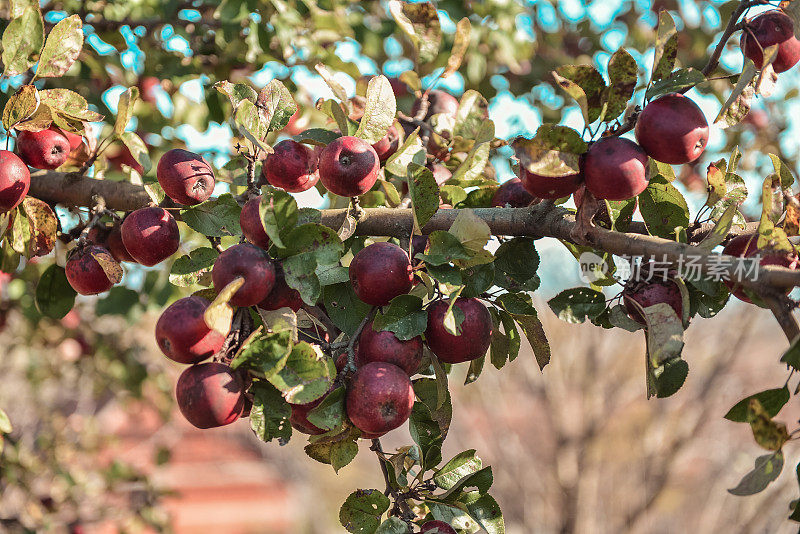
top-left (239, 195), bottom-right (270, 249)
top-left (425, 298), bottom-right (492, 364)
top-left (520, 167), bottom-right (583, 200)
top-left (107, 222), bottom-right (135, 263)
top-left (175, 362), bottom-right (246, 429)
top-left (155, 296), bottom-right (225, 364)
top-left (52, 127), bottom-right (83, 151)
top-left (120, 207), bottom-right (180, 266)
top-left (16, 128), bottom-right (70, 170)
top-left (262, 139), bottom-right (320, 193)
top-left (107, 144), bottom-right (144, 174)
top-left (583, 137), bottom-right (649, 200)
top-left (349, 242), bottom-right (413, 306)
top-left (411, 90), bottom-right (459, 121)
top-left (741, 10), bottom-right (800, 73)
top-left (212, 243), bottom-right (276, 307)
top-left (65, 245), bottom-right (119, 295)
top-left (491, 177), bottom-right (535, 207)
top-left (156, 149), bottom-right (216, 205)
top-left (635, 93), bottom-right (709, 165)
top-left (257, 264), bottom-right (303, 311)
top-left (319, 136), bottom-right (380, 197)
top-left (289, 400), bottom-right (328, 435)
top-left (372, 124), bottom-right (401, 162)
top-left (723, 234), bottom-right (798, 302)
top-left (357, 320), bottom-right (423, 375)
top-left (0, 150), bottom-right (30, 212)
top-left (345, 362), bottom-right (415, 434)
top-left (420, 521), bottom-right (457, 534)
top-left (622, 280), bottom-right (683, 325)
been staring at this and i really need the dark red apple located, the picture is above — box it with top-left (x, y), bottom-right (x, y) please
top-left (16, 129), bottom-right (70, 170)
top-left (345, 362), bottom-right (415, 434)
top-left (0, 150), bottom-right (30, 212)
top-left (723, 234), bottom-right (798, 302)
top-left (520, 167), bottom-right (583, 200)
top-left (623, 280), bottom-right (684, 325)
top-left (583, 137), bottom-right (649, 201)
top-left (425, 298), bottom-right (492, 364)
top-left (262, 139), bottom-right (320, 193)
top-left (176, 362), bottom-right (245, 429)
top-left (53, 127), bottom-right (83, 151)
top-left (156, 296), bottom-right (225, 364)
top-left (741, 10), bottom-right (800, 73)
top-left (420, 521), bottom-right (457, 534)
top-left (349, 242), bottom-right (413, 306)
top-left (257, 264), bottom-right (303, 312)
top-left (357, 321), bottom-right (423, 375)
top-left (120, 207), bottom-right (180, 266)
top-left (491, 177), bottom-right (535, 207)
top-left (319, 136), bottom-right (380, 197)
top-left (635, 93), bottom-right (709, 165)
top-left (65, 245), bottom-right (119, 295)
top-left (372, 124), bottom-right (401, 162)
top-left (411, 90), bottom-right (459, 121)
top-left (211, 243), bottom-right (276, 307)
top-left (107, 222), bottom-right (135, 263)
top-left (157, 148), bottom-right (216, 205)
top-left (239, 195), bottom-right (270, 249)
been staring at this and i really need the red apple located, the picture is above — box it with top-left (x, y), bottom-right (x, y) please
top-left (491, 177), bottom-right (535, 207)
top-left (176, 362), bottom-right (246, 429)
top-left (357, 320), bottom-right (423, 375)
top-left (257, 264), bottom-right (303, 311)
top-left (372, 124), bottom-right (401, 162)
top-left (120, 207), bottom-right (180, 266)
top-left (345, 362), bottom-right (415, 434)
top-left (157, 148), bottom-right (216, 205)
top-left (156, 296), bottom-right (225, 364)
top-left (520, 167), bottom-right (583, 200)
top-left (65, 245), bottom-right (119, 295)
top-left (635, 93), bottom-right (709, 165)
top-left (239, 195), bottom-right (270, 249)
top-left (0, 150), bottom-right (30, 212)
top-left (349, 242), bottom-right (413, 306)
top-left (583, 137), bottom-right (649, 201)
top-left (211, 243), bottom-right (276, 307)
top-left (262, 139), bottom-right (320, 193)
top-left (319, 136), bottom-right (380, 197)
top-left (622, 280), bottom-right (684, 325)
top-left (741, 10), bottom-right (800, 73)
top-left (420, 521), bottom-right (457, 534)
top-left (411, 90), bottom-right (459, 121)
top-left (425, 298), bottom-right (492, 364)
top-left (16, 129), bottom-right (70, 170)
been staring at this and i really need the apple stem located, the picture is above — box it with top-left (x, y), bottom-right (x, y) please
top-left (346, 307), bottom-right (377, 373)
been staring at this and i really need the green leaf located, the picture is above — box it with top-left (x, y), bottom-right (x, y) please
top-left (35, 14), bottom-right (83, 79)
top-left (322, 282), bottom-right (372, 335)
top-left (306, 386), bottom-right (346, 432)
top-left (293, 128), bottom-right (341, 146)
top-left (38, 88), bottom-right (102, 122)
top-left (645, 68), bottom-right (705, 101)
top-left (384, 129), bottom-right (425, 177)
top-left (249, 381), bottom-right (292, 444)
top-left (747, 398), bottom-right (790, 451)
top-left (512, 124), bottom-right (586, 178)
top-left (354, 75), bottom-right (396, 144)
top-left (604, 48), bottom-right (637, 121)
top-left (35, 264), bottom-right (76, 319)
top-left (417, 231), bottom-right (471, 266)
top-left (410, 401), bottom-right (444, 470)
top-left (373, 294), bottom-right (427, 340)
top-left (714, 60), bottom-right (757, 129)
top-left (638, 175), bottom-right (690, 239)
top-left (511, 311), bottom-right (551, 371)
top-left (435, 450), bottom-right (483, 490)
top-left (388, 0), bottom-right (442, 64)
top-left (267, 341), bottom-right (335, 405)
top-left (257, 79), bottom-right (297, 132)
top-left (119, 131), bottom-right (152, 174)
top-left (339, 489), bottom-right (391, 534)
top-left (769, 153), bottom-right (795, 189)
top-left (305, 425), bottom-right (360, 472)
top-left (651, 10), bottom-right (678, 83)
top-left (454, 90), bottom-right (489, 140)
top-left (181, 194), bottom-right (242, 237)
top-left (725, 387), bottom-right (790, 423)
top-left (781, 335), bottom-right (800, 370)
top-left (494, 238), bottom-right (539, 283)
top-left (95, 287), bottom-right (139, 316)
top-left (443, 17), bottom-right (471, 77)
top-left (2, 6), bottom-right (43, 77)
top-left (408, 162), bottom-right (440, 232)
top-left (552, 64), bottom-right (607, 123)
top-left (697, 203), bottom-right (737, 252)
top-left (461, 492), bottom-right (505, 534)
top-left (728, 452), bottom-right (784, 496)
top-left (375, 517), bottom-right (409, 534)
top-left (414, 377), bottom-right (452, 442)
top-left (114, 87), bottom-right (139, 135)
top-left (3, 85), bottom-right (38, 131)
top-left (314, 63), bottom-right (350, 104)
top-left (214, 80), bottom-right (258, 109)
top-left (259, 189), bottom-right (298, 249)
top-left (547, 288), bottom-right (606, 323)
top-left (234, 99), bottom-right (268, 149)
top-left (230, 330), bottom-right (294, 376)
top-left (169, 247), bottom-right (218, 287)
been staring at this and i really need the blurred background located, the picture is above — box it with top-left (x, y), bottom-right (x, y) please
top-left (2, 0), bottom-right (800, 532)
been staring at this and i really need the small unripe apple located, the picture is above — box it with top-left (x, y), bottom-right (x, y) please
top-left (0, 150), bottom-right (30, 212)
top-left (372, 124), bottom-right (401, 162)
top-left (257, 264), bottom-right (303, 312)
top-left (239, 195), bottom-right (270, 249)
top-left (121, 207), bottom-right (180, 266)
top-left (357, 320), bottom-right (423, 375)
top-left (622, 280), bottom-right (683, 325)
top-left (107, 222), bottom-right (135, 263)
top-left (583, 137), bottom-right (649, 201)
top-left (319, 136), bottom-right (380, 197)
top-left (212, 243), bottom-right (276, 307)
top-left (65, 245), bottom-right (119, 295)
top-left (425, 298), bottom-right (492, 364)
top-left (176, 362), bottom-right (246, 429)
top-left (349, 242), bottom-right (413, 306)
top-left (156, 296), bottom-right (225, 364)
top-left (741, 10), bottom-right (800, 73)
top-left (635, 93), bottom-right (709, 164)
top-left (157, 149), bottom-right (216, 205)
top-left (16, 129), bottom-right (70, 170)
top-left (491, 177), bottom-right (535, 207)
top-left (420, 521), bottom-right (457, 534)
top-left (520, 167), bottom-right (583, 200)
top-left (411, 90), bottom-right (459, 121)
top-left (345, 362), bottom-right (415, 434)
top-left (262, 139), bottom-right (320, 193)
